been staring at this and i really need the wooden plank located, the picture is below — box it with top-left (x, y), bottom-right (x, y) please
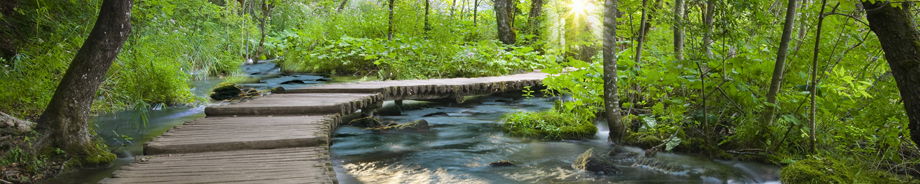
top-left (204, 93), bottom-right (381, 117)
top-left (143, 116), bottom-right (338, 155)
top-left (281, 72), bottom-right (547, 100)
top-left (99, 147), bottom-right (336, 184)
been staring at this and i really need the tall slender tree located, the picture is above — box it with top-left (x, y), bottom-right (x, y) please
top-left (33, 0), bottom-right (133, 165)
top-left (387, 0), bottom-right (395, 41)
top-left (763, 0), bottom-right (797, 126)
top-left (862, 1), bottom-right (920, 146)
top-left (672, 0), bottom-right (684, 60)
top-left (528, 0), bottom-right (545, 37)
top-left (425, 0), bottom-right (431, 32)
top-left (604, 0), bottom-right (623, 142)
top-left (701, 0), bottom-right (716, 59)
top-left (633, 0), bottom-right (649, 65)
top-left (495, 0), bottom-right (516, 44)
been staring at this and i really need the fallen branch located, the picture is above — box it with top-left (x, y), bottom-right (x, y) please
top-left (0, 112), bottom-right (33, 134)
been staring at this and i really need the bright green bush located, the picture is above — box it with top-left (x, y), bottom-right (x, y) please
top-left (500, 109), bottom-right (597, 140)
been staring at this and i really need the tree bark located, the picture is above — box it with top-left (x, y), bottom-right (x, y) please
top-left (604, 0), bottom-right (623, 142)
top-left (862, 1), bottom-right (920, 146)
top-left (495, 0), bottom-right (516, 44)
top-left (763, 0), bottom-right (797, 126)
top-left (387, 0), bottom-right (395, 41)
top-left (34, 0), bottom-right (132, 162)
top-left (672, 0), bottom-right (684, 60)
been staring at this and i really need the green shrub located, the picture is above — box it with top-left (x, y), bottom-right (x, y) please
top-left (500, 109), bottom-right (597, 140)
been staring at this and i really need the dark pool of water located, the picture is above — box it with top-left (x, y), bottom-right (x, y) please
top-left (330, 93), bottom-right (782, 184)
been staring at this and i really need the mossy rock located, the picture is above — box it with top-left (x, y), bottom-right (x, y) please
top-left (210, 83), bottom-right (243, 100)
top-left (573, 148), bottom-right (620, 175)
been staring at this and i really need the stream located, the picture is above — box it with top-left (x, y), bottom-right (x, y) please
top-left (39, 62), bottom-right (781, 183)
top-left (330, 93), bottom-right (782, 184)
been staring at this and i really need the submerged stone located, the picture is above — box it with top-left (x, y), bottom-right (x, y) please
top-left (367, 119), bottom-right (430, 132)
top-left (349, 116), bottom-right (384, 127)
top-left (489, 161), bottom-right (515, 167)
top-left (573, 148), bottom-right (621, 175)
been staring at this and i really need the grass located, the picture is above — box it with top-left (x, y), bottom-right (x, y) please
top-left (500, 109), bottom-right (597, 140)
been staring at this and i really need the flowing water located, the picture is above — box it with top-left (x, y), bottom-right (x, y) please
top-left (331, 93), bottom-right (782, 184)
top-left (40, 62), bottom-right (780, 183)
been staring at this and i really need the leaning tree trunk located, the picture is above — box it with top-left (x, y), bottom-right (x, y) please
top-left (672, 0), bottom-right (684, 60)
top-left (862, 1), bottom-right (920, 146)
top-left (763, 0), bottom-right (796, 126)
top-left (604, 0), bottom-right (623, 142)
top-left (33, 0), bottom-right (132, 164)
top-left (494, 0), bottom-right (516, 44)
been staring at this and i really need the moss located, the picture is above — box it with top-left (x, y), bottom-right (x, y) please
top-left (209, 82), bottom-right (243, 100)
top-left (500, 109), bottom-right (597, 140)
top-left (780, 157), bottom-right (906, 184)
top-left (64, 140), bottom-right (116, 168)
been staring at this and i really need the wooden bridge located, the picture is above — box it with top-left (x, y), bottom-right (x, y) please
top-left (99, 72), bottom-right (546, 184)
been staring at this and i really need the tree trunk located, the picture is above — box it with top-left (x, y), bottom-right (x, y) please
top-left (604, 0), bottom-right (623, 142)
top-left (450, 0), bottom-right (456, 18)
top-left (672, 0), bottom-right (684, 60)
top-left (527, 0), bottom-right (544, 37)
top-left (701, 0), bottom-right (715, 59)
top-left (257, 0), bottom-right (274, 57)
top-left (633, 0), bottom-right (648, 64)
top-left (763, 0), bottom-right (797, 126)
top-left (473, 0), bottom-right (479, 27)
top-left (387, 0), bottom-right (395, 41)
top-left (495, 0), bottom-right (516, 44)
top-left (33, 0), bottom-right (132, 164)
top-left (425, 0), bottom-right (431, 32)
top-left (337, 0), bottom-right (348, 12)
top-left (809, 0), bottom-right (828, 153)
top-left (862, 1), bottom-right (920, 146)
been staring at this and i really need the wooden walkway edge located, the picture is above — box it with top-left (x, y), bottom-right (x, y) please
top-left (100, 71), bottom-right (547, 184)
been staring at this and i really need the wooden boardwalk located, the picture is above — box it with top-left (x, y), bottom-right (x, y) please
top-left (100, 71), bottom-right (546, 183)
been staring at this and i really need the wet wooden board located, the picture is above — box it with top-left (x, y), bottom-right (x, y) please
top-left (282, 72), bottom-right (547, 100)
top-left (99, 147), bottom-right (336, 184)
top-left (204, 93), bottom-right (382, 117)
top-left (143, 115), bottom-right (340, 155)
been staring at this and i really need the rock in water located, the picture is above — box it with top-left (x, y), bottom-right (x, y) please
top-left (368, 119), bottom-right (430, 132)
top-left (210, 83), bottom-right (243, 101)
top-left (488, 161), bottom-right (515, 167)
top-left (573, 148), bottom-right (621, 175)
top-left (349, 117), bottom-right (384, 127)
